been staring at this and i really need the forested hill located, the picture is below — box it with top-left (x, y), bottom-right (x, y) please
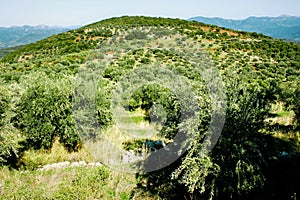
top-left (0, 16), bottom-right (299, 199)
top-left (189, 15), bottom-right (300, 43)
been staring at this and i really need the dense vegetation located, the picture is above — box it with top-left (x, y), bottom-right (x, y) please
top-left (0, 16), bottom-right (299, 199)
top-left (0, 45), bottom-right (23, 59)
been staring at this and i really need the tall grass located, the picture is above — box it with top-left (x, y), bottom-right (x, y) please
top-left (19, 139), bottom-right (94, 170)
top-left (0, 165), bottom-right (138, 200)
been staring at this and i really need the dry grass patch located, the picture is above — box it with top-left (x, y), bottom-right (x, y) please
top-left (19, 139), bottom-right (94, 170)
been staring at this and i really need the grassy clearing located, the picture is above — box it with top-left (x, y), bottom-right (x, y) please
top-left (0, 165), bottom-right (137, 200)
top-left (19, 139), bottom-right (94, 170)
top-left (264, 102), bottom-right (300, 150)
top-left (112, 107), bottom-right (163, 141)
top-left (268, 102), bottom-right (295, 126)
top-left (0, 140), bottom-right (143, 200)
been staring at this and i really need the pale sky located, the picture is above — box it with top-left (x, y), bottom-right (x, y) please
top-left (1, 0), bottom-right (299, 27)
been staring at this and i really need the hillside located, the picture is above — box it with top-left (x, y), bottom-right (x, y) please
top-left (0, 16), bottom-right (299, 199)
top-left (0, 25), bottom-right (78, 48)
top-left (0, 45), bottom-right (23, 58)
top-left (189, 15), bottom-right (300, 43)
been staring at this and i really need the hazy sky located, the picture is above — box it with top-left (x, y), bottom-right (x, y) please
top-left (1, 0), bottom-right (299, 27)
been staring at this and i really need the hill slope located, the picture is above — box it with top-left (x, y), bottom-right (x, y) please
top-left (0, 16), bottom-right (299, 199)
top-left (0, 45), bottom-right (23, 59)
top-left (189, 15), bottom-right (300, 42)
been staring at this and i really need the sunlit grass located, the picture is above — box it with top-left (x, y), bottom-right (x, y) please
top-left (19, 139), bottom-right (94, 170)
top-left (0, 139), bottom-right (140, 199)
top-left (0, 165), bottom-right (137, 200)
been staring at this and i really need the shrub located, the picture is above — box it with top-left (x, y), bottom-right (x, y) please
top-left (15, 74), bottom-right (81, 151)
top-left (0, 126), bottom-right (24, 166)
top-left (136, 81), bottom-right (278, 199)
top-left (125, 30), bottom-right (147, 40)
top-left (0, 83), bottom-right (25, 166)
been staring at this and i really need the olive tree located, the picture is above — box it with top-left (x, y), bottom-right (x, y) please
top-left (136, 80), bottom-right (278, 199)
top-left (0, 82), bottom-right (24, 166)
top-left (15, 73), bottom-right (81, 151)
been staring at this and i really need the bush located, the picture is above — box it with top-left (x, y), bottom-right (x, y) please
top-left (15, 74), bottom-right (81, 151)
top-left (0, 83), bottom-right (12, 127)
top-left (0, 84), bottom-right (25, 166)
top-left (0, 126), bottom-right (24, 167)
top-left (125, 30), bottom-right (147, 40)
top-left (136, 81), bottom-right (278, 199)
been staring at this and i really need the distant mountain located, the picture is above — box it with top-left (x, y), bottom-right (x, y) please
top-left (189, 15), bottom-right (300, 42)
top-left (0, 25), bottom-right (80, 48)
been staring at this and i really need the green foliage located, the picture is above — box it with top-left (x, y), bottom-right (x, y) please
top-left (0, 126), bottom-right (24, 167)
top-left (91, 28), bottom-right (113, 37)
top-left (54, 167), bottom-right (110, 199)
top-left (128, 83), bottom-right (180, 139)
top-left (0, 166), bottom-right (122, 200)
top-left (15, 73), bottom-right (81, 151)
top-left (136, 86), bottom-right (276, 199)
top-left (0, 83), bottom-right (25, 166)
top-left (282, 81), bottom-right (300, 127)
top-left (95, 77), bottom-right (113, 127)
top-left (173, 155), bottom-right (219, 196)
top-left (293, 88), bottom-right (300, 125)
top-left (0, 84), bottom-right (11, 127)
top-left (0, 45), bottom-right (23, 59)
top-left (210, 84), bottom-right (274, 199)
top-left (88, 16), bottom-right (190, 29)
top-left (125, 30), bottom-right (148, 40)
top-left (122, 139), bottom-right (147, 153)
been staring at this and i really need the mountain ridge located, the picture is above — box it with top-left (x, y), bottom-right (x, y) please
top-left (5, 25), bottom-right (80, 29)
top-left (0, 25), bottom-right (80, 48)
top-left (188, 15), bottom-right (300, 42)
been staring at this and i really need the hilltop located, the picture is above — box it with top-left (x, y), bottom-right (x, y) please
top-left (189, 15), bottom-right (300, 42)
top-left (0, 16), bottom-right (299, 199)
